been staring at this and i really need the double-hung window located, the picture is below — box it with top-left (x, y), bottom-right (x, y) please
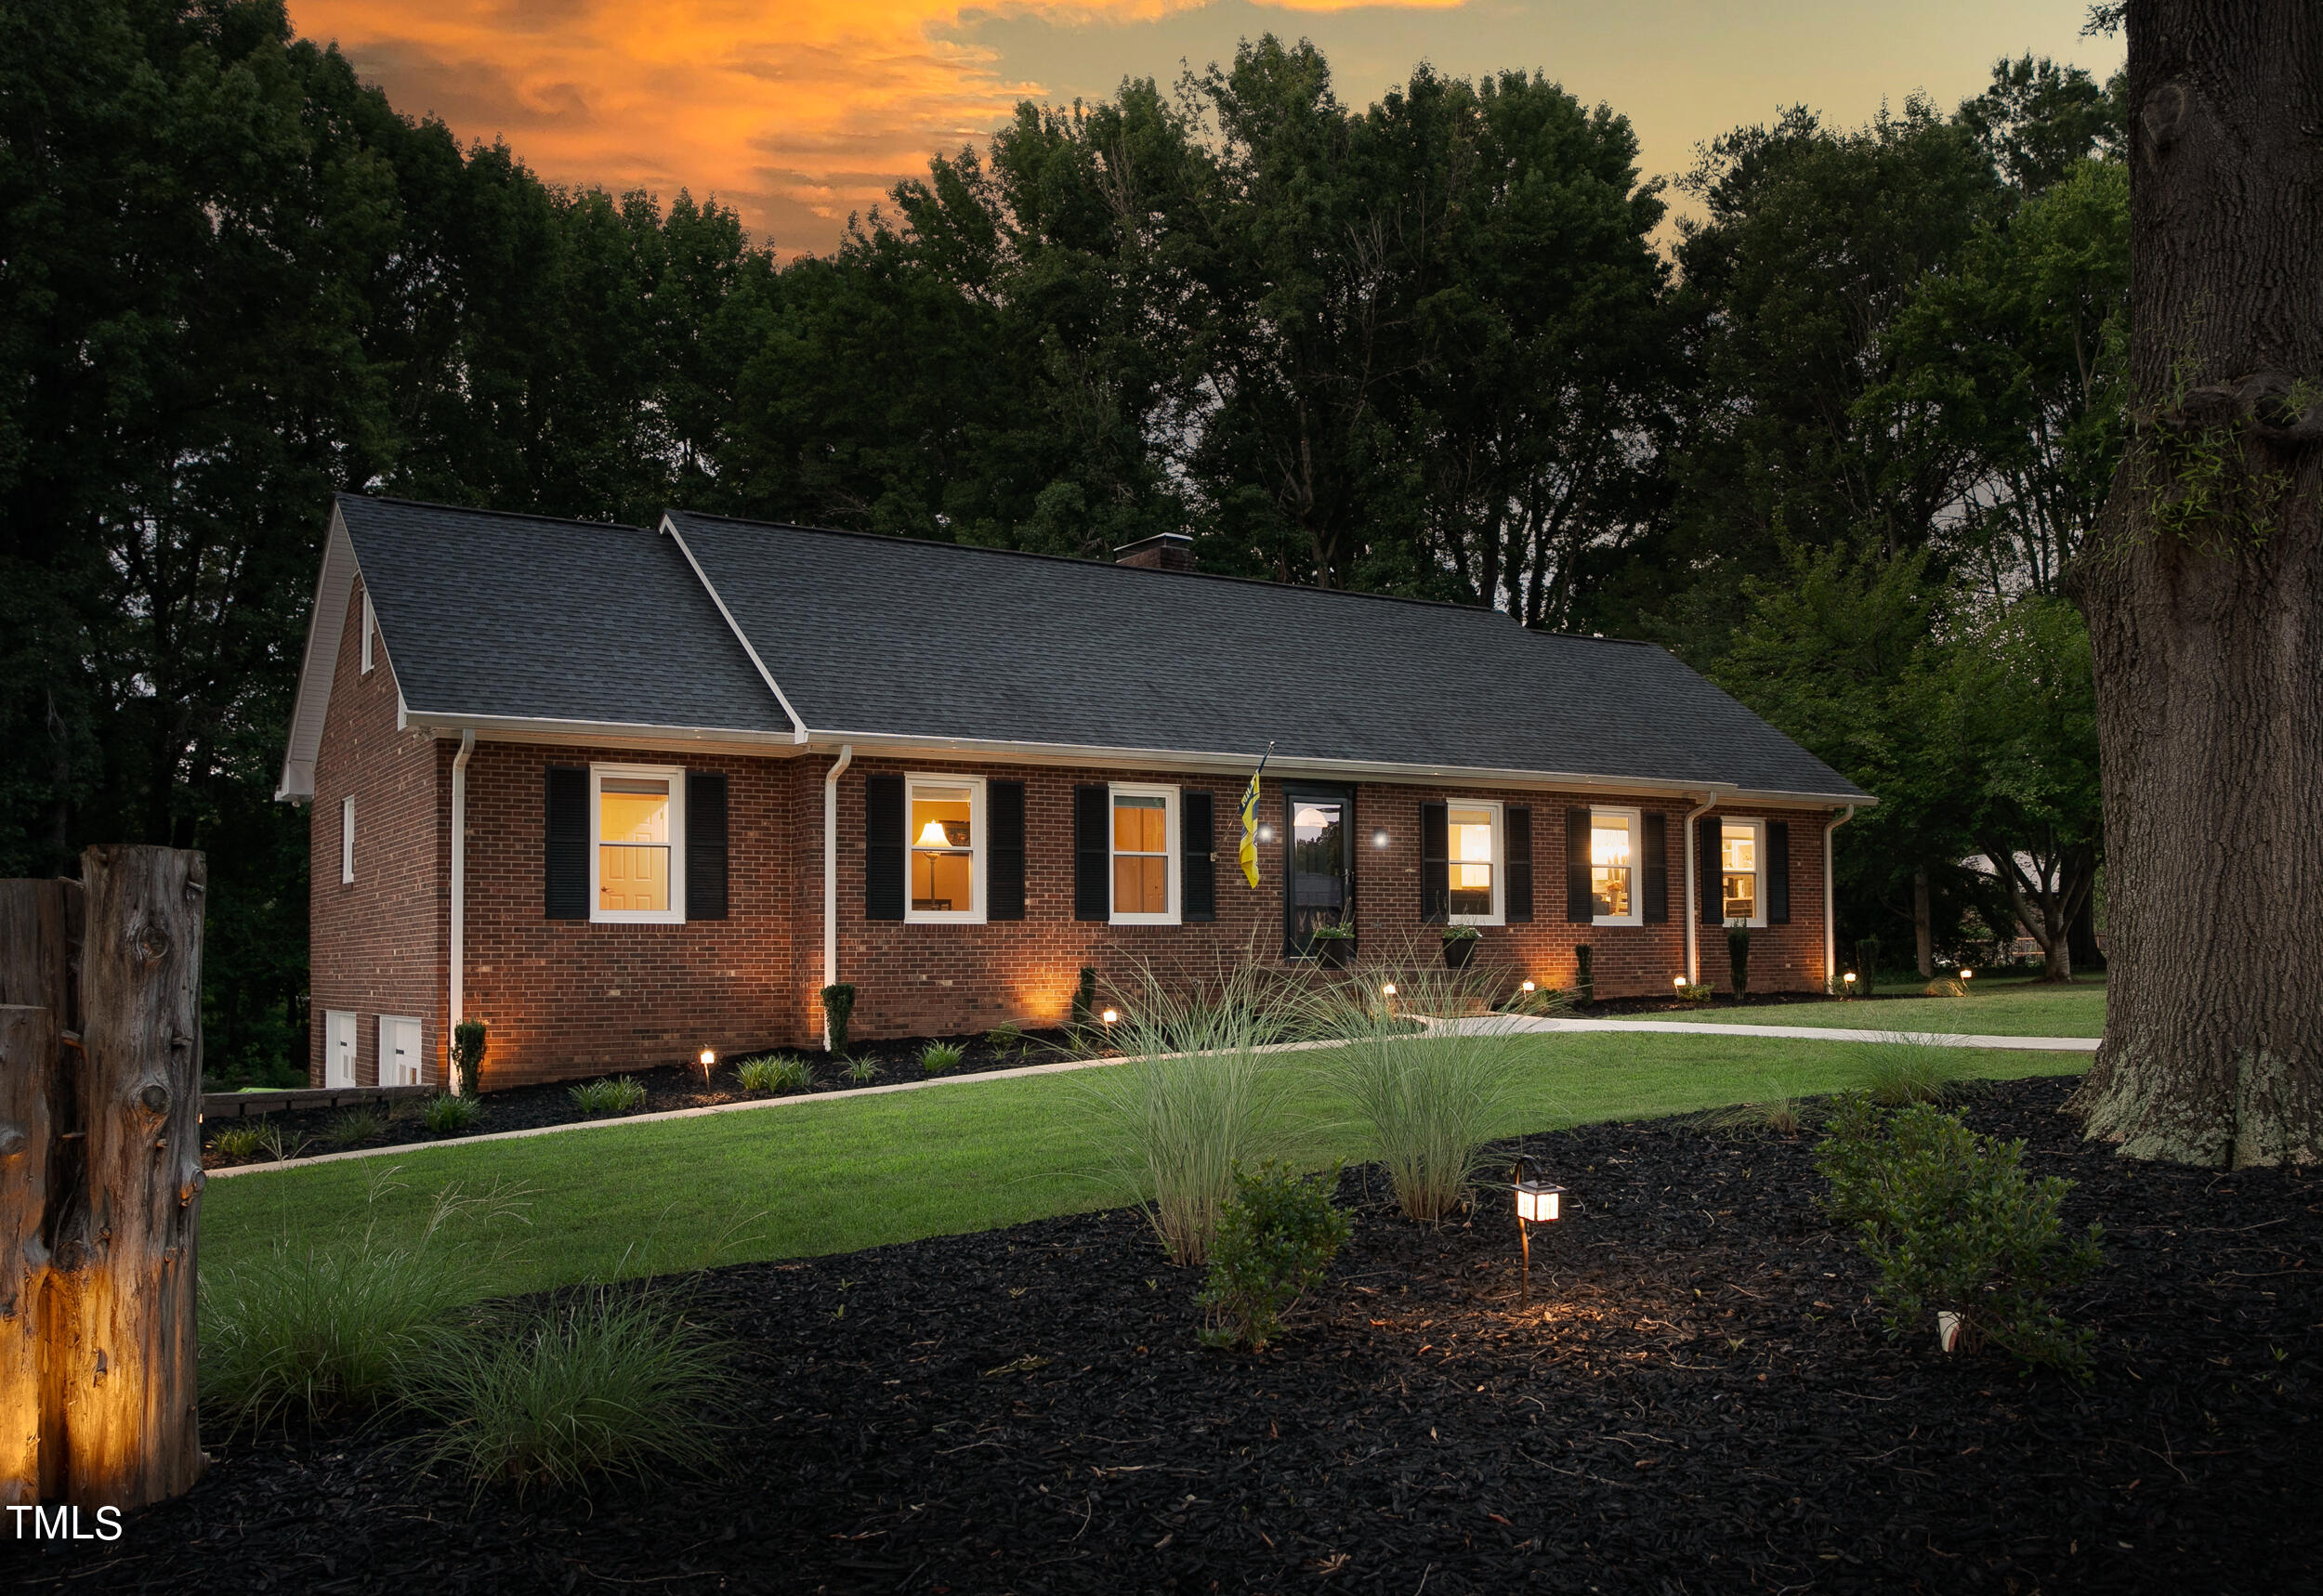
top-left (907, 775), bottom-right (985, 922)
top-left (591, 764), bottom-right (686, 922)
top-left (1110, 784), bottom-right (1179, 924)
top-left (1590, 807), bottom-right (1643, 926)
top-left (1447, 801), bottom-right (1503, 924)
top-left (1721, 818), bottom-right (1765, 927)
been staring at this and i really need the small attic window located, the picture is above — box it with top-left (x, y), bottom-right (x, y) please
top-left (361, 591), bottom-right (374, 674)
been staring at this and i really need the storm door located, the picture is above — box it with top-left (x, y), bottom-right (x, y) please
top-left (1282, 784), bottom-right (1355, 958)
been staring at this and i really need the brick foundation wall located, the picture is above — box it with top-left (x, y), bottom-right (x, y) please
top-left (308, 578), bottom-right (445, 1086)
top-left (327, 730), bottom-right (1837, 1088)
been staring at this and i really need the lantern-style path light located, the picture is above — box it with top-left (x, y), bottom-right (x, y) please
top-left (1512, 1153), bottom-right (1565, 1306)
top-left (698, 1047), bottom-right (717, 1085)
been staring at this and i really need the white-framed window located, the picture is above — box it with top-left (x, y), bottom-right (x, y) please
top-left (324, 1010), bottom-right (357, 1088)
top-left (1109, 783), bottom-right (1180, 924)
top-left (1720, 818), bottom-right (1766, 928)
top-left (1590, 806), bottom-right (1643, 927)
top-left (590, 763), bottom-right (686, 923)
top-left (360, 591), bottom-right (374, 674)
top-left (1446, 800), bottom-right (1503, 925)
top-left (340, 796), bottom-right (355, 883)
top-left (906, 774), bottom-right (985, 923)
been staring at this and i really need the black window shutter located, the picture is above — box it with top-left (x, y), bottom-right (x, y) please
top-left (864, 774), bottom-right (904, 921)
top-left (1767, 819), bottom-right (1791, 924)
top-left (988, 780), bottom-right (1026, 921)
top-left (1699, 815), bottom-right (1722, 926)
top-left (1565, 807), bottom-right (1593, 923)
top-left (1182, 791), bottom-right (1216, 922)
top-left (545, 767), bottom-right (587, 920)
top-left (1505, 806), bottom-right (1534, 923)
top-left (686, 770), bottom-right (729, 920)
top-left (1641, 811), bottom-right (1668, 924)
top-left (1074, 785), bottom-right (1109, 922)
top-left (1420, 802), bottom-right (1449, 922)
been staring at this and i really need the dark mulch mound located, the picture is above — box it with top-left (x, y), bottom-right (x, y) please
top-left (56, 1077), bottom-right (2320, 1594)
top-left (201, 1028), bottom-right (1083, 1168)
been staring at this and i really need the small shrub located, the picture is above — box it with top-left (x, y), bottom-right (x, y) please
top-left (820, 982), bottom-right (857, 1055)
top-left (1858, 1035), bottom-right (1970, 1106)
top-left (1199, 1161), bottom-right (1353, 1351)
top-left (1855, 936), bottom-right (1883, 981)
top-left (1924, 976), bottom-right (1972, 999)
top-left (408, 1289), bottom-right (730, 1492)
top-left (1726, 922), bottom-right (1752, 995)
top-left (843, 1055), bottom-right (881, 1085)
top-left (452, 1019), bottom-right (488, 1097)
top-left (918, 1040), bottom-right (964, 1075)
top-left (1677, 982), bottom-right (1714, 1004)
top-left (738, 1054), bottom-right (813, 1093)
top-left (569, 1076), bottom-right (648, 1116)
top-left (424, 1094), bottom-right (482, 1137)
top-left (1815, 1095), bottom-right (2103, 1378)
top-left (210, 1123), bottom-right (269, 1160)
top-left (324, 1110), bottom-right (387, 1149)
top-left (985, 1020), bottom-right (1024, 1056)
top-left (1070, 967), bottom-right (1097, 1030)
top-left (1574, 944), bottom-right (1595, 1003)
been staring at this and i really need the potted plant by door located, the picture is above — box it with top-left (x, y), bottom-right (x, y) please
top-left (1310, 922), bottom-right (1356, 969)
top-left (1441, 923), bottom-right (1481, 969)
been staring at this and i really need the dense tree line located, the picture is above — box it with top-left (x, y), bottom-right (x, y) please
top-left (0, 2), bottom-right (2121, 1080)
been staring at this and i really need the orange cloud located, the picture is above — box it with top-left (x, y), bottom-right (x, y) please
top-left (288, 0), bottom-right (1461, 255)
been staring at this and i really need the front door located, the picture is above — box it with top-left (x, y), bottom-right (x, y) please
top-left (1283, 784), bottom-right (1354, 958)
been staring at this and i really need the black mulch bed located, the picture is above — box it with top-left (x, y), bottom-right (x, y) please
top-left (201, 1029), bottom-right (1084, 1169)
top-left (57, 1076), bottom-right (2321, 1594)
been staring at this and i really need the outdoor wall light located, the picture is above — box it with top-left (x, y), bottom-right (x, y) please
top-left (1255, 822), bottom-right (1277, 844)
top-left (1512, 1153), bottom-right (1565, 1305)
top-left (1371, 828), bottom-right (1392, 849)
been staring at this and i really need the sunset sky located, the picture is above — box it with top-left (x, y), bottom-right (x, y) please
top-left (287, 0), bottom-right (2121, 257)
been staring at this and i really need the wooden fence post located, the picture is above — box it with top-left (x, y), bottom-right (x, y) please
top-left (62, 846), bottom-right (207, 1508)
top-left (1, 876), bottom-right (77, 1508)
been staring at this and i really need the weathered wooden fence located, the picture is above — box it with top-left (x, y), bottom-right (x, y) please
top-left (2, 846), bottom-right (206, 1511)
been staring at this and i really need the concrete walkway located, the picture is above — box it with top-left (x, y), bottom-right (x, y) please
top-left (1431, 1014), bottom-right (2099, 1053)
top-left (209, 1017), bottom-right (2098, 1182)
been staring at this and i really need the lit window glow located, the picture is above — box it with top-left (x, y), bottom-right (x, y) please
top-left (1721, 819), bottom-right (1759, 923)
top-left (1113, 793), bottom-right (1169, 915)
top-left (910, 785), bottom-right (976, 913)
top-left (1591, 812), bottom-right (1634, 920)
top-left (1449, 805), bottom-right (1495, 917)
top-left (598, 778), bottom-right (671, 912)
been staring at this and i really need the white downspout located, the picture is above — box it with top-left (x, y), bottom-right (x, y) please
top-left (449, 728), bottom-right (476, 1092)
top-left (822, 744), bottom-right (854, 1052)
top-left (1824, 805), bottom-right (1855, 990)
top-left (1681, 791), bottom-right (1719, 986)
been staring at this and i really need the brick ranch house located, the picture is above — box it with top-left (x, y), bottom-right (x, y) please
top-left (276, 495), bottom-right (1872, 1091)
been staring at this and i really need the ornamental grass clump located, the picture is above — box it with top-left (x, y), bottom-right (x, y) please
top-left (407, 1289), bottom-right (731, 1494)
top-left (1858, 1034), bottom-right (1972, 1106)
top-left (209, 1123), bottom-right (268, 1160)
top-left (569, 1076), bottom-right (648, 1116)
top-left (1815, 1094), bottom-right (2103, 1379)
top-left (424, 1093), bottom-right (482, 1136)
top-left (1199, 1161), bottom-right (1352, 1351)
top-left (200, 1174), bottom-right (530, 1428)
top-left (738, 1054), bottom-right (813, 1093)
top-left (843, 1055), bottom-right (881, 1084)
top-left (918, 1040), bottom-right (964, 1076)
top-left (1082, 958), bottom-right (1288, 1268)
top-left (324, 1109), bottom-right (387, 1148)
top-left (1303, 944), bottom-right (1529, 1223)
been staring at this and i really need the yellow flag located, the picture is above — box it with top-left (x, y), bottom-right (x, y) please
top-left (1236, 745), bottom-right (1272, 889)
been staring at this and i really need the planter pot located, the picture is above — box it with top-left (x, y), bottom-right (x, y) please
top-left (1442, 937), bottom-right (1476, 969)
top-left (1317, 938), bottom-right (1353, 969)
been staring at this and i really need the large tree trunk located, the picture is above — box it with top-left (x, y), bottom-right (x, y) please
top-left (2064, 0), bottom-right (2323, 1165)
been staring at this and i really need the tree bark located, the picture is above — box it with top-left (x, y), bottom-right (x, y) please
top-left (1912, 867), bottom-right (1934, 978)
top-left (0, 878), bottom-right (79, 1504)
top-left (57, 847), bottom-right (206, 1506)
top-left (2064, 0), bottom-right (2323, 1165)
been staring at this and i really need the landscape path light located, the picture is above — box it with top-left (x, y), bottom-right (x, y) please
top-left (1511, 1153), bottom-right (1565, 1307)
top-left (698, 1047), bottom-right (717, 1084)
top-left (1673, 975), bottom-right (1687, 992)
top-left (1843, 971), bottom-right (1857, 992)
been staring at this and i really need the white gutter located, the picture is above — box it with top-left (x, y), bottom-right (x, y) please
top-left (1681, 791), bottom-right (1719, 985)
top-left (1824, 805), bottom-right (1855, 989)
top-left (661, 517), bottom-right (810, 744)
top-left (449, 728), bottom-right (476, 1092)
top-left (822, 744), bottom-right (854, 1052)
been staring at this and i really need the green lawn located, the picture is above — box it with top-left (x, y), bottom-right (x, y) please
top-left (204, 1032), bottom-right (2085, 1304)
top-left (1675, 972), bottom-right (2106, 1037)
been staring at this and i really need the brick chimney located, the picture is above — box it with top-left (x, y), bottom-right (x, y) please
top-left (1113, 532), bottom-right (1196, 572)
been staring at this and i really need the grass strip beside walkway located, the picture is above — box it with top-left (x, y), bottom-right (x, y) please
top-left (203, 1031), bottom-right (2086, 1306)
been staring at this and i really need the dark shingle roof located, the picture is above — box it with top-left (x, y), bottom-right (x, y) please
top-left (339, 496), bottom-right (787, 736)
top-left (663, 510), bottom-right (1867, 799)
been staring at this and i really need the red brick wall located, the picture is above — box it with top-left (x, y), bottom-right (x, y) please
top-left (308, 578), bottom-right (445, 1086)
top-left (324, 726), bottom-right (1836, 1086)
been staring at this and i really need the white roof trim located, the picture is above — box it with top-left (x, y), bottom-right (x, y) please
top-left (275, 506), bottom-right (360, 802)
top-left (401, 711), bottom-right (807, 754)
top-left (659, 513), bottom-right (808, 744)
